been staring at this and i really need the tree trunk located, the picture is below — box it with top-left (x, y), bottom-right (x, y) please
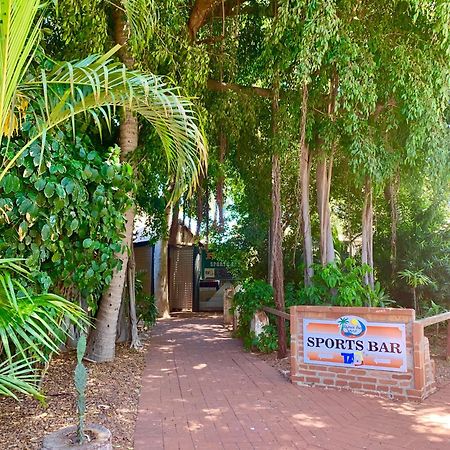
top-left (316, 157), bottom-right (334, 265)
top-left (271, 153), bottom-right (287, 359)
top-left (85, 8), bottom-right (138, 362)
top-left (316, 71), bottom-right (337, 267)
top-left (362, 177), bottom-right (375, 292)
top-left (205, 181), bottom-right (210, 247)
top-left (86, 209), bottom-right (135, 362)
top-left (268, 219), bottom-right (273, 286)
top-left (215, 130), bottom-right (226, 230)
top-left (188, 0), bottom-right (221, 40)
top-left (270, 66), bottom-right (286, 358)
top-left (169, 201), bottom-right (179, 244)
top-left (298, 83), bottom-right (313, 285)
top-left (128, 246), bottom-right (141, 349)
top-left (196, 175), bottom-right (203, 236)
top-left (155, 205), bottom-right (173, 318)
top-left (385, 175), bottom-right (399, 278)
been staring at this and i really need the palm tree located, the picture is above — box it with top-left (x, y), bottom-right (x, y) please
top-left (0, 0), bottom-right (207, 386)
top-left (398, 269), bottom-right (433, 313)
top-left (0, 0), bottom-right (206, 192)
top-left (337, 317), bottom-right (349, 329)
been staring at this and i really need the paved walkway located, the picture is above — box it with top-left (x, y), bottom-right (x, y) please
top-left (134, 314), bottom-right (450, 449)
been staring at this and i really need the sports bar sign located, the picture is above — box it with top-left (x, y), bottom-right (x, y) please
top-left (303, 315), bottom-right (407, 372)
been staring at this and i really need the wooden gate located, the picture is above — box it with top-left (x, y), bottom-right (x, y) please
top-left (169, 245), bottom-right (194, 311)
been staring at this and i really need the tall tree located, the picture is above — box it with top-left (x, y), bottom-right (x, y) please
top-left (86, 7), bottom-right (139, 360)
top-left (85, 4), bottom-right (207, 362)
top-left (298, 84), bottom-right (313, 285)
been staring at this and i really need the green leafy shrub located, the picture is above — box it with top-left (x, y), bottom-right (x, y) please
top-left (134, 271), bottom-right (158, 327)
top-left (421, 300), bottom-right (447, 318)
top-left (0, 127), bottom-right (133, 312)
top-left (288, 258), bottom-right (393, 307)
top-left (232, 279), bottom-right (274, 342)
top-left (137, 295), bottom-right (158, 327)
top-left (254, 323), bottom-right (279, 353)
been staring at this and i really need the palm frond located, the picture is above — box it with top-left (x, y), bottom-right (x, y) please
top-left (2, 48), bottom-right (207, 198)
top-left (123, 0), bottom-right (157, 44)
top-left (0, 259), bottom-right (89, 369)
top-left (0, 0), bottom-right (41, 134)
top-left (0, 357), bottom-right (44, 401)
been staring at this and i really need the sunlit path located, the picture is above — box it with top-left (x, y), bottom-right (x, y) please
top-left (134, 314), bottom-right (450, 450)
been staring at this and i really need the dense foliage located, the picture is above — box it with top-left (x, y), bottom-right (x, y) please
top-left (0, 126), bottom-right (133, 311)
top-left (0, 0), bottom-right (448, 385)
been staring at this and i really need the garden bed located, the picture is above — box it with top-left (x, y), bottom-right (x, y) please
top-left (426, 325), bottom-right (450, 388)
top-left (0, 335), bottom-right (149, 449)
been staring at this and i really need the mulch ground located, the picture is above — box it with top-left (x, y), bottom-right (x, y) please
top-left (0, 333), bottom-right (150, 450)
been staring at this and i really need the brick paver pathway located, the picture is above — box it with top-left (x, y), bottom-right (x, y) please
top-left (134, 314), bottom-right (450, 449)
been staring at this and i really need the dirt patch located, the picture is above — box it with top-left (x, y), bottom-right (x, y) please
top-left (0, 334), bottom-right (150, 450)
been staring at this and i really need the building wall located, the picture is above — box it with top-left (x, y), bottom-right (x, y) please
top-left (290, 306), bottom-right (436, 401)
top-left (134, 244), bottom-right (153, 295)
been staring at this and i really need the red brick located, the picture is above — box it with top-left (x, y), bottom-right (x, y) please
top-left (392, 374), bottom-right (412, 380)
top-left (375, 385), bottom-right (390, 392)
top-left (348, 369), bottom-right (367, 375)
top-left (305, 376), bottom-right (321, 384)
top-left (329, 367), bottom-right (349, 374)
top-left (356, 376), bottom-right (377, 383)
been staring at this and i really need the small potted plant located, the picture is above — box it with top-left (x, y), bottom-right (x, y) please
top-left (42, 335), bottom-right (112, 449)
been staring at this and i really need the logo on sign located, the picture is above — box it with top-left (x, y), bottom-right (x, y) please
top-left (338, 316), bottom-right (367, 339)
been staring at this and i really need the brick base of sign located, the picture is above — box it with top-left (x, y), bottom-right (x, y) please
top-left (290, 306), bottom-right (436, 402)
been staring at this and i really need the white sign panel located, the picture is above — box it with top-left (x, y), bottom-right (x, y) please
top-left (303, 315), bottom-right (407, 372)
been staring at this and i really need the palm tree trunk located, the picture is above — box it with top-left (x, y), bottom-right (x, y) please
top-left (86, 208), bottom-right (135, 361)
top-left (85, 7), bottom-right (138, 362)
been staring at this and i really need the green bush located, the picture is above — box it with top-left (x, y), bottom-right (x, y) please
top-left (0, 127), bottom-right (133, 312)
top-left (137, 294), bottom-right (158, 327)
top-left (288, 258), bottom-right (394, 308)
top-left (232, 279), bottom-right (274, 345)
top-left (254, 323), bottom-right (279, 353)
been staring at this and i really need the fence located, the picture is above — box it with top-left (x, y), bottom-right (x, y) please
top-left (262, 306), bottom-right (290, 321)
top-left (416, 311), bottom-right (450, 359)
